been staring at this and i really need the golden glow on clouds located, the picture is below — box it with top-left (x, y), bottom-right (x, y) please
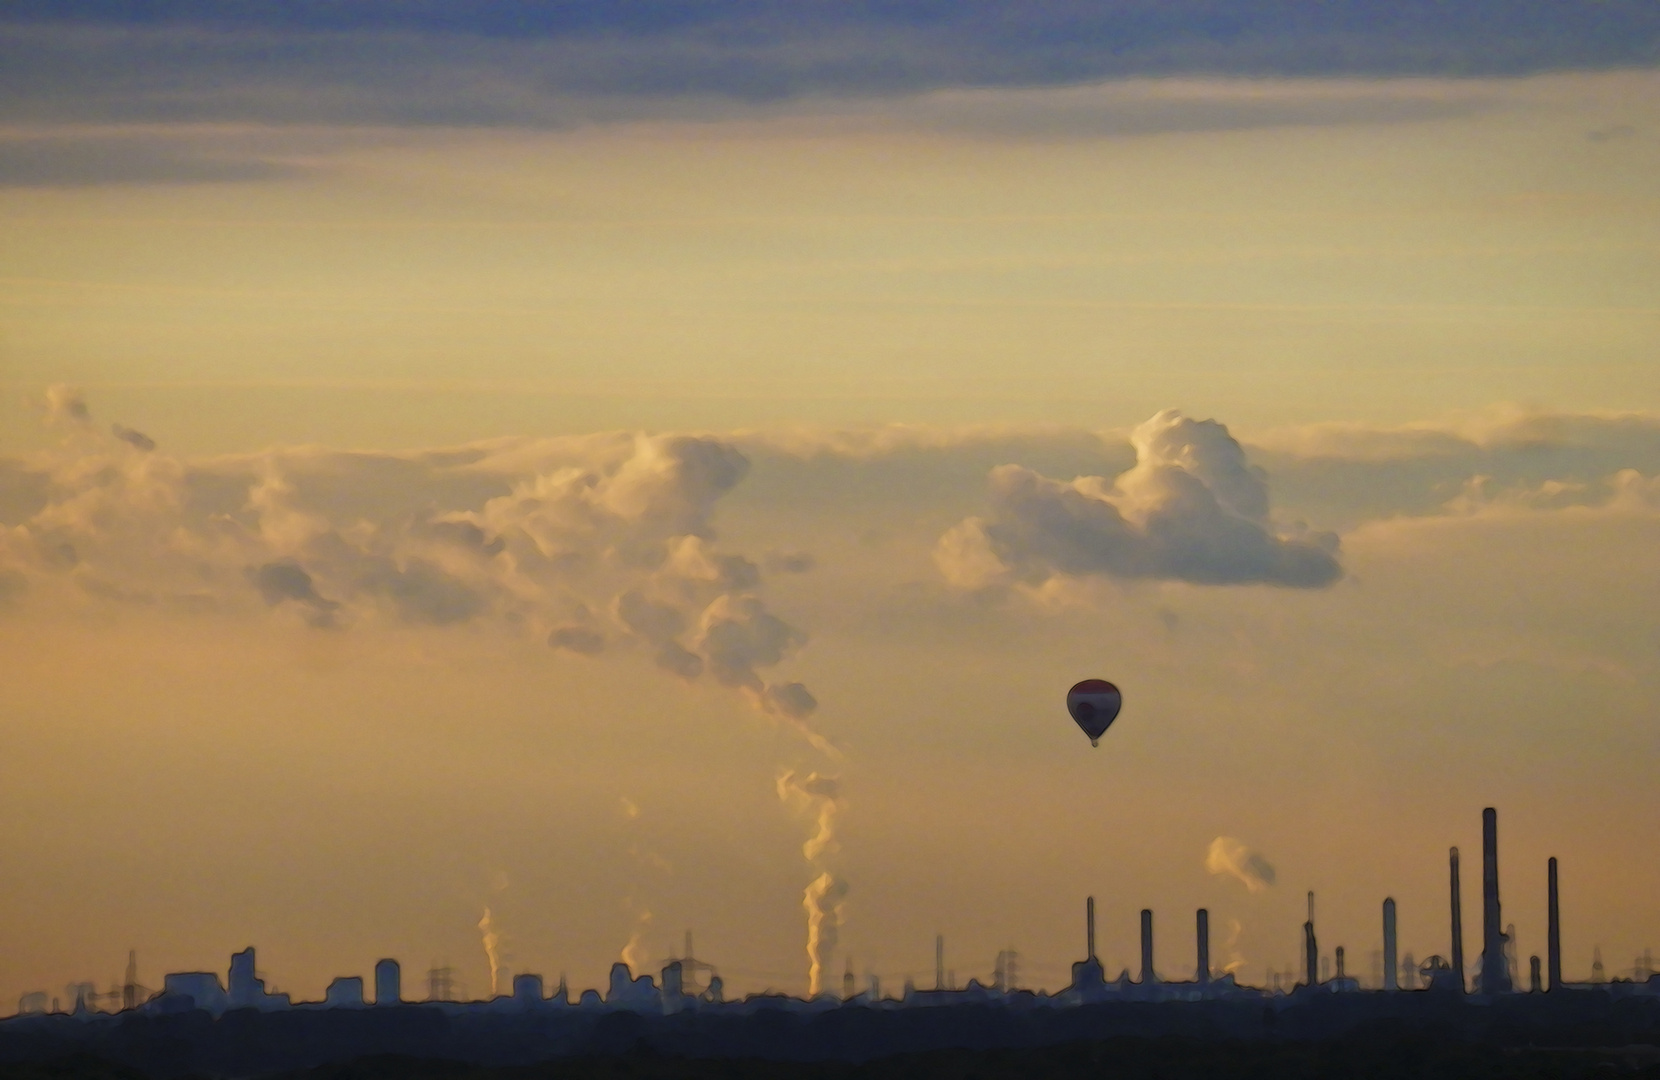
top-left (2, 72), bottom-right (1657, 452)
top-left (0, 71), bottom-right (1657, 1002)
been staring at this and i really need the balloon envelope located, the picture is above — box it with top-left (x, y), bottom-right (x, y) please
top-left (1067, 679), bottom-right (1122, 745)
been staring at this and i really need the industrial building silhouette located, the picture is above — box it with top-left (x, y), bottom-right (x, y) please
top-left (3, 808), bottom-right (1656, 1074)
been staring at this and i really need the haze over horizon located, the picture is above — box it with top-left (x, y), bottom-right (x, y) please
top-left (1, 2), bottom-right (1657, 1007)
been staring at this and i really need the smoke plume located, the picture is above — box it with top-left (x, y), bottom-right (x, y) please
top-left (478, 908), bottom-right (502, 997)
top-left (777, 770), bottom-right (847, 997)
top-left (1222, 918), bottom-right (1247, 976)
top-left (1206, 836), bottom-right (1277, 893)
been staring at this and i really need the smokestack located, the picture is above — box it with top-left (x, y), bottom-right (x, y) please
top-left (1548, 857), bottom-right (1561, 991)
top-left (1140, 909), bottom-right (1154, 983)
top-left (1530, 956), bottom-right (1542, 993)
top-left (1383, 898), bottom-right (1398, 991)
top-left (1450, 847), bottom-right (1466, 992)
top-left (122, 951), bottom-right (138, 1011)
top-left (1087, 896), bottom-right (1096, 960)
top-left (1304, 891), bottom-right (1318, 987)
top-left (1336, 946), bottom-right (1346, 981)
top-left (1196, 909), bottom-right (1210, 985)
top-left (1481, 808), bottom-right (1511, 993)
top-left (374, 959), bottom-right (400, 1006)
top-left (935, 934), bottom-right (944, 991)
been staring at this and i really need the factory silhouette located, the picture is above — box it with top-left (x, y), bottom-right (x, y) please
top-left (4, 808), bottom-right (1657, 1075)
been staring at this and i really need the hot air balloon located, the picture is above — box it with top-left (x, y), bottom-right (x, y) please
top-left (1067, 679), bottom-right (1122, 746)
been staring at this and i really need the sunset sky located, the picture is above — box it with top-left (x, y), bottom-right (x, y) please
top-left (2, 3), bottom-right (1658, 1005)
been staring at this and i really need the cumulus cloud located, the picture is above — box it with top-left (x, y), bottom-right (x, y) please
top-left (249, 559), bottom-right (339, 627)
top-left (547, 625), bottom-right (605, 655)
top-left (0, 393), bottom-right (819, 732)
top-left (44, 384), bottom-right (89, 426)
top-left (936, 410), bottom-right (1341, 591)
top-left (1206, 837), bottom-right (1277, 894)
top-left (764, 551), bottom-right (816, 574)
top-left (763, 682), bottom-right (818, 720)
top-left (111, 425), bottom-right (156, 452)
top-left (698, 594), bottom-right (807, 691)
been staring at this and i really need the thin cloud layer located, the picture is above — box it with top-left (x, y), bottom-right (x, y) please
top-left (3, 4), bottom-right (1655, 132)
top-left (935, 410), bottom-right (1341, 591)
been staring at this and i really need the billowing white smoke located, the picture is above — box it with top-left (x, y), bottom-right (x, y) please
top-left (478, 907), bottom-right (502, 997)
top-left (620, 912), bottom-right (653, 975)
top-left (935, 410), bottom-right (1341, 590)
top-left (1222, 918), bottom-right (1247, 976)
top-left (0, 392), bottom-right (818, 724)
top-left (1206, 836), bottom-right (1277, 894)
top-left (777, 770), bottom-right (847, 997)
top-left (616, 796), bottom-right (666, 976)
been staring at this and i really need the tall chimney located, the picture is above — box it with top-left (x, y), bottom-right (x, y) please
top-left (1140, 909), bottom-right (1154, 984)
top-left (935, 934), bottom-right (944, 991)
top-left (1547, 857), bottom-right (1561, 991)
top-left (1336, 946), bottom-right (1346, 981)
top-left (1450, 847), bottom-right (1466, 992)
top-left (1087, 896), bottom-right (1096, 961)
top-left (1530, 956), bottom-right (1542, 993)
top-left (1481, 808), bottom-right (1511, 993)
top-left (1304, 891), bottom-right (1318, 987)
top-left (1196, 909), bottom-right (1210, 985)
top-left (1383, 898), bottom-right (1398, 991)
top-left (374, 959), bottom-right (400, 1006)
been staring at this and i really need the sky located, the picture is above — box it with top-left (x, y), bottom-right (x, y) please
top-left (1, 3), bottom-right (1658, 1006)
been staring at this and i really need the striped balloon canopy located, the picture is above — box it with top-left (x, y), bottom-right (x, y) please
top-left (1066, 679), bottom-right (1122, 747)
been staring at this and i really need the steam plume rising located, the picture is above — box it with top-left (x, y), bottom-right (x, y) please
top-left (620, 912), bottom-right (652, 975)
top-left (1206, 837), bottom-right (1277, 893)
top-left (1223, 918), bottom-right (1247, 976)
top-left (478, 908), bottom-right (502, 998)
top-left (777, 771), bottom-right (847, 997)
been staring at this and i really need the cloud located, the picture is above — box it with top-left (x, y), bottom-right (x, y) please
top-left (763, 682), bottom-right (817, 720)
top-left (0, 134), bottom-right (297, 188)
top-left (1206, 837), bottom-right (1276, 894)
top-left (2, 394), bottom-right (819, 731)
top-left (1250, 407), bottom-right (1660, 529)
top-left (547, 625), bottom-right (606, 655)
top-left (936, 410), bottom-right (1341, 591)
top-left (44, 384), bottom-right (89, 425)
top-left (111, 425), bottom-right (157, 453)
top-left (249, 559), bottom-right (339, 627)
top-left (357, 556), bottom-right (485, 626)
top-left (2, 7), bottom-right (1656, 133)
top-left (764, 551), bottom-right (816, 574)
top-left (697, 594), bottom-right (808, 691)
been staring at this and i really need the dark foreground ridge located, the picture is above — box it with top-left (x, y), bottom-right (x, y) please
top-left (4, 990), bottom-right (1660, 1079)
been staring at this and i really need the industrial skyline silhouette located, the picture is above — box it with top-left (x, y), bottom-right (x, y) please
top-left (4, 807), bottom-right (1655, 1076)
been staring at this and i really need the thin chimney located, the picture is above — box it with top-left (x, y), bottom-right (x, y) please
top-left (935, 934), bottom-right (944, 991)
top-left (1450, 847), bottom-right (1466, 992)
top-left (1087, 896), bottom-right (1096, 961)
top-left (1196, 909), bottom-right (1210, 985)
top-left (1481, 808), bottom-right (1512, 993)
top-left (1547, 857), bottom-right (1561, 991)
top-left (1383, 898), bottom-right (1398, 992)
top-left (1304, 891), bottom-right (1318, 987)
top-left (1140, 909), bottom-right (1154, 984)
